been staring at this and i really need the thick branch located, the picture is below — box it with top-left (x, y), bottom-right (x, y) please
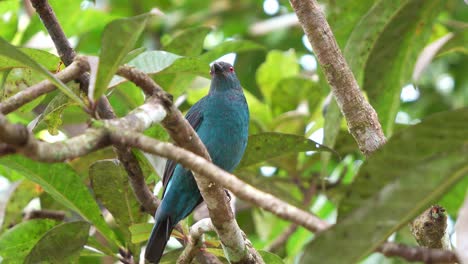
top-left (290, 0), bottom-right (386, 155)
top-left (0, 57), bottom-right (88, 115)
top-left (377, 242), bottom-right (459, 263)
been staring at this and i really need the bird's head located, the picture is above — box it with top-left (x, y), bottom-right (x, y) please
top-left (209, 61), bottom-right (241, 92)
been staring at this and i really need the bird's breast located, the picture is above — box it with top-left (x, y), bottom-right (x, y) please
top-left (198, 93), bottom-right (249, 172)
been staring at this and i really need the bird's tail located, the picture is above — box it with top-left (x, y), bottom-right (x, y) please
top-left (145, 217), bottom-right (173, 264)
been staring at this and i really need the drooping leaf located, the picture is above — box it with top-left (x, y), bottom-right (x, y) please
top-left (0, 219), bottom-right (57, 263)
top-left (164, 26), bottom-right (211, 56)
top-left (302, 108), bottom-right (468, 263)
top-left (360, 0), bottom-right (444, 135)
top-left (90, 159), bottom-right (145, 244)
top-left (238, 132), bottom-right (333, 168)
top-left (0, 156), bottom-right (119, 246)
top-left (25, 221), bottom-right (90, 264)
top-left (0, 38), bottom-right (84, 107)
top-left (92, 14), bottom-right (149, 101)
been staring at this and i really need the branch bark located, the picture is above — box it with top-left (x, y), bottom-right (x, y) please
top-left (290, 0), bottom-right (386, 155)
top-left (377, 242), bottom-right (459, 263)
top-left (0, 57), bottom-right (88, 115)
top-left (177, 218), bottom-right (215, 264)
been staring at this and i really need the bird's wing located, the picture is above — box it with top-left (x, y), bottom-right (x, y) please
top-left (161, 98), bottom-right (206, 197)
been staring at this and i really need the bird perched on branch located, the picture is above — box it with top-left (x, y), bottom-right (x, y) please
top-left (145, 61), bottom-right (250, 263)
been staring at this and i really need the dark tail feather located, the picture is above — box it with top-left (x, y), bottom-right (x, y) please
top-left (145, 217), bottom-right (173, 264)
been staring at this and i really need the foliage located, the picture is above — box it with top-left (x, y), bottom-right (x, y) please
top-left (0, 0), bottom-right (466, 263)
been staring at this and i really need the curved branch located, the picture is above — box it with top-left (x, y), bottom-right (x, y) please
top-left (290, 0), bottom-right (386, 155)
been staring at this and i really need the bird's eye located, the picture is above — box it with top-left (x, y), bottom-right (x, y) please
top-left (229, 66), bottom-right (234, 72)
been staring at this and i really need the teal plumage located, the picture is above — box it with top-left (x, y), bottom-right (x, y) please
top-left (145, 62), bottom-right (249, 263)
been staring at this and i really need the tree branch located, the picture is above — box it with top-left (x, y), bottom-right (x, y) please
top-left (109, 131), bottom-right (331, 233)
top-left (177, 218), bottom-right (215, 264)
top-left (0, 56), bottom-right (89, 115)
top-left (30, 0), bottom-right (76, 65)
top-left (290, 0), bottom-right (386, 155)
top-left (377, 242), bottom-right (459, 263)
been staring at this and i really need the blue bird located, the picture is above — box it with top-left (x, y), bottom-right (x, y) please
top-left (145, 61), bottom-right (250, 263)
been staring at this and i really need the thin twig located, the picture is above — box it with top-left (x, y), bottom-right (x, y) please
top-left (30, 0), bottom-right (76, 65)
top-left (177, 218), bottom-right (215, 264)
top-left (0, 57), bottom-right (88, 114)
top-left (377, 242), bottom-right (459, 263)
top-left (24, 209), bottom-right (66, 221)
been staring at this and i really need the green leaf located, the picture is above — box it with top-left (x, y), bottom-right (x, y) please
top-left (235, 50), bottom-right (266, 100)
top-left (320, 97), bottom-right (343, 179)
top-left (0, 38), bottom-right (84, 107)
top-left (438, 30), bottom-right (468, 55)
top-left (160, 248), bottom-right (183, 264)
top-left (108, 51), bottom-right (182, 88)
top-left (238, 132), bottom-right (333, 168)
top-left (93, 14), bottom-right (149, 101)
top-left (0, 156), bottom-right (119, 246)
top-left (256, 50), bottom-right (299, 102)
top-left (35, 92), bottom-right (78, 135)
top-left (0, 219), bottom-right (57, 263)
top-left (90, 159), bottom-right (145, 244)
top-left (271, 77), bottom-right (320, 116)
top-left (200, 40), bottom-right (265, 62)
top-left (25, 221), bottom-right (90, 264)
top-left (0, 48), bottom-right (60, 71)
top-left (129, 223), bottom-right (152, 244)
top-left (0, 180), bottom-right (38, 231)
top-left (0, 0), bottom-right (19, 42)
top-left (325, 0), bottom-right (377, 48)
top-left (302, 108), bottom-right (468, 263)
top-left (259, 250), bottom-right (285, 264)
top-left (360, 0), bottom-right (444, 135)
top-left (164, 26), bottom-right (211, 56)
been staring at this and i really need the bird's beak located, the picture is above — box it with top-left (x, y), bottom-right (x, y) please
top-left (211, 62), bottom-right (222, 74)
